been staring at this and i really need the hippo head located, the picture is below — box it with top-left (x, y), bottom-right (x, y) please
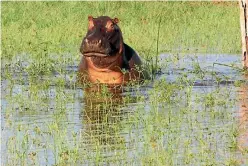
top-left (80, 16), bottom-right (124, 68)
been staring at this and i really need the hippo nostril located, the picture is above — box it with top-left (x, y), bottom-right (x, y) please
top-left (97, 39), bottom-right (102, 46)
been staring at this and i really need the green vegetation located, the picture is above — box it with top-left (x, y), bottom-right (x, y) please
top-left (2, 1), bottom-right (240, 61)
top-left (1, 1), bottom-right (248, 166)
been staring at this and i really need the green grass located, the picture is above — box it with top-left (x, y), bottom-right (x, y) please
top-left (2, 1), bottom-right (240, 62)
top-left (1, 1), bottom-right (248, 166)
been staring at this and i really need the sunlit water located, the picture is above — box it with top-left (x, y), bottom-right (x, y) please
top-left (1, 53), bottom-right (248, 165)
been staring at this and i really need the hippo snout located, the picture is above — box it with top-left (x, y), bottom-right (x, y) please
top-left (83, 37), bottom-right (103, 51)
top-left (81, 37), bottom-right (111, 56)
top-left (84, 38), bottom-right (102, 47)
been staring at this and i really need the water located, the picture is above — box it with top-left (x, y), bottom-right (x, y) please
top-left (1, 53), bottom-right (248, 165)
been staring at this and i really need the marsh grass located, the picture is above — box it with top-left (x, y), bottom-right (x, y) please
top-left (1, 1), bottom-right (248, 166)
top-left (2, 1), bottom-right (240, 58)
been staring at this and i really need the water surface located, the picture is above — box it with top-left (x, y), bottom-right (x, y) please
top-left (1, 53), bottom-right (248, 165)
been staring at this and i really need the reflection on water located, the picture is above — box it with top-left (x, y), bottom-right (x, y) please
top-left (1, 53), bottom-right (248, 165)
top-left (80, 85), bottom-right (137, 163)
top-left (238, 74), bottom-right (248, 151)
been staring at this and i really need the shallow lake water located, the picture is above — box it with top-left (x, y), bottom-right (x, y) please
top-left (1, 53), bottom-right (248, 165)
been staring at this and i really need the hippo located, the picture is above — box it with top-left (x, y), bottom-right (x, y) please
top-left (79, 16), bottom-right (144, 84)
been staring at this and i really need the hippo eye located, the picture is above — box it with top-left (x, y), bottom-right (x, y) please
top-left (106, 22), bottom-right (115, 31)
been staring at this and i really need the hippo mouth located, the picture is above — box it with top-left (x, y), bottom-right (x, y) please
top-left (83, 52), bottom-right (108, 57)
top-left (83, 52), bottom-right (120, 68)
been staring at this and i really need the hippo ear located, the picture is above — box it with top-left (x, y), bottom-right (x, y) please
top-left (88, 15), bottom-right (93, 21)
top-left (88, 15), bottom-right (94, 29)
top-left (113, 18), bottom-right (119, 24)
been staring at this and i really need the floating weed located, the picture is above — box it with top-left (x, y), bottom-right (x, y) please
top-left (192, 58), bottom-right (205, 79)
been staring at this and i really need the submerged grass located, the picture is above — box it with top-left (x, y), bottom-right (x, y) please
top-left (2, 54), bottom-right (248, 165)
top-left (1, 1), bottom-right (248, 166)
